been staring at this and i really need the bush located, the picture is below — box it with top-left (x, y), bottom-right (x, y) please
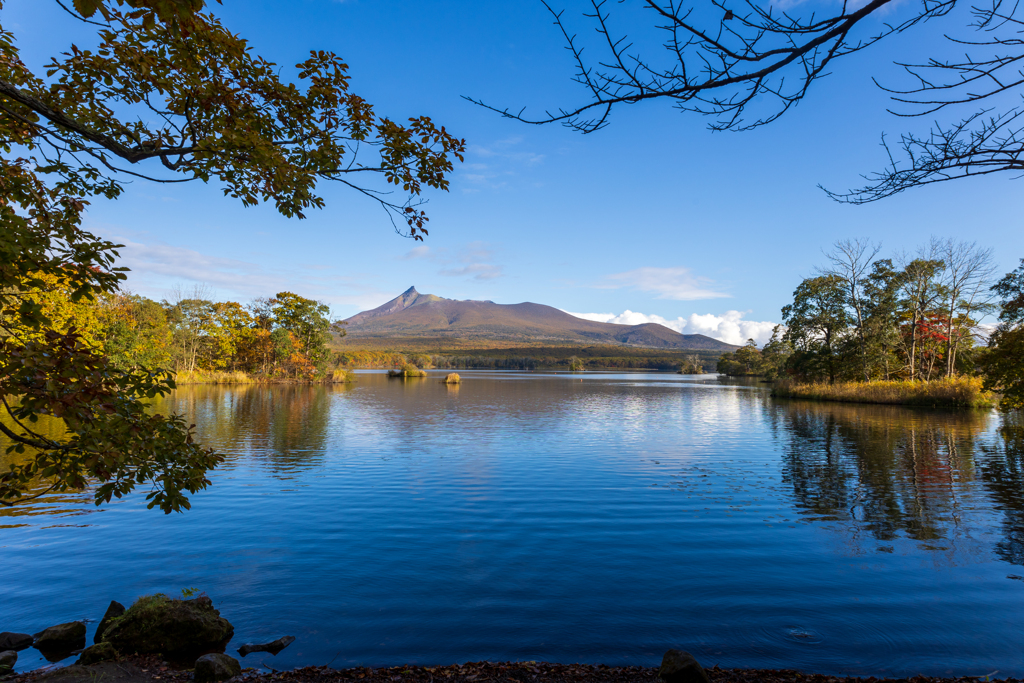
top-left (388, 363), bottom-right (426, 378)
top-left (331, 369), bottom-right (356, 383)
top-left (772, 377), bottom-right (995, 408)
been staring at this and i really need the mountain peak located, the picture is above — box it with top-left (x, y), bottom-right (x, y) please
top-left (343, 288), bottom-right (738, 351)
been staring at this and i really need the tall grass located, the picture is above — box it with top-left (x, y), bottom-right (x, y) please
top-left (331, 369), bottom-right (356, 383)
top-left (387, 363), bottom-right (427, 378)
top-left (772, 377), bottom-right (995, 408)
top-left (174, 370), bottom-right (256, 384)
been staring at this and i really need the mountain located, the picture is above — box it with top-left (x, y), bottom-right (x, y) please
top-left (342, 287), bottom-right (737, 351)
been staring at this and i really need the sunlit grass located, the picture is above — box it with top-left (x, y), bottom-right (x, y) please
top-left (772, 376), bottom-right (995, 408)
top-left (174, 370), bottom-right (256, 384)
top-left (388, 363), bottom-right (427, 378)
top-left (331, 369), bottom-right (356, 383)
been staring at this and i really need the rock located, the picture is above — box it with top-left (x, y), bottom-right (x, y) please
top-left (94, 601), bottom-right (126, 644)
top-left (76, 642), bottom-right (118, 666)
top-left (658, 650), bottom-right (710, 683)
top-left (0, 633), bottom-right (32, 651)
top-left (194, 653), bottom-right (241, 683)
top-left (34, 622), bottom-right (87, 660)
top-left (237, 635), bottom-right (295, 657)
top-left (0, 650), bottom-right (16, 670)
top-left (101, 594), bottom-right (233, 656)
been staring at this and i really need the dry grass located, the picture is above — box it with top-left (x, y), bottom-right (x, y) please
top-left (441, 372), bottom-right (461, 384)
top-left (331, 369), bottom-right (356, 383)
top-left (174, 370), bottom-right (256, 384)
top-left (387, 363), bottom-right (427, 378)
top-left (772, 376), bottom-right (995, 408)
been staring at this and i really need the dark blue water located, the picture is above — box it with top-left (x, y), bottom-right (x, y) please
top-left (3, 372), bottom-right (1023, 677)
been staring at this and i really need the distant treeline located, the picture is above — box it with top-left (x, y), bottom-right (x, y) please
top-left (334, 346), bottom-right (723, 371)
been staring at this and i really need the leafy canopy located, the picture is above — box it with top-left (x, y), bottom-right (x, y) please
top-left (0, 0), bottom-right (464, 511)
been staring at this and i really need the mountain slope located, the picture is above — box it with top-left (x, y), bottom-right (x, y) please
top-left (343, 287), bottom-right (737, 351)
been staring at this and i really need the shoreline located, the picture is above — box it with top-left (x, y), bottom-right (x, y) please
top-left (9, 657), bottom-right (1019, 683)
top-left (770, 377), bottom-right (995, 409)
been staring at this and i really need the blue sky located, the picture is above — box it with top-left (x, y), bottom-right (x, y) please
top-left (7, 0), bottom-right (1023, 344)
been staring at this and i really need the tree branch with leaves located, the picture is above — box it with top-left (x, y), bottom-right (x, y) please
top-left (1, 0), bottom-right (464, 511)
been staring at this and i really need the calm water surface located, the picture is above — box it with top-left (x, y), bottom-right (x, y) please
top-left (3, 372), bottom-right (1023, 677)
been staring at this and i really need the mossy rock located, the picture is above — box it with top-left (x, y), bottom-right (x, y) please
top-left (77, 642), bottom-right (117, 666)
top-left (101, 595), bottom-right (233, 656)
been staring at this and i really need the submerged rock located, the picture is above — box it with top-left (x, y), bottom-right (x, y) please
top-left (658, 650), bottom-right (709, 683)
top-left (101, 594), bottom-right (233, 656)
top-left (0, 650), bottom-right (17, 670)
top-left (237, 635), bottom-right (295, 657)
top-left (0, 633), bottom-right (32, 651)
top-left (77, 642), bottom-right (117, 666)
top-left (194, 653), bottom-right (241, 682)
top-left (94, 601), bottom-right (126, 644)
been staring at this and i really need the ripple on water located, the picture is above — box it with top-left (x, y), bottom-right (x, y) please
top-left (1, 374), bottom-right (1023, 677)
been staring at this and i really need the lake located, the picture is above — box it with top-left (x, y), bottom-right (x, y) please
top-left (2, 371), bottom-right (1023, 677)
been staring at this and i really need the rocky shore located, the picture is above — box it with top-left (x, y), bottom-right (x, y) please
top-left (1, 594), bottom-right (292, 682)
top-left (4, 598), bottom-right (1017, 683)
top-left (4, 655), bottom-right (1018, 683)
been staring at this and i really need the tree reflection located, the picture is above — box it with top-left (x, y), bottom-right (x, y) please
top-left (157, 384), bottom-right (337, 473)
top-left (976, 413), bottom-right (1024, 566)
top-left (769, 401), bottom-right (1017, 560)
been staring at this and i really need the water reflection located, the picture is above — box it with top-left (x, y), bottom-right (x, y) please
top-left (3, 374), bottom-right (1024, 677)
top-left (161, 384), bottom-right (337, 472)
top-left (769, 400), bottom-right (1021, 564)
top-left (976, 414), bottom-right (1024, 565)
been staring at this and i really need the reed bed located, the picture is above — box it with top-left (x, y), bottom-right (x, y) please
top-left (441, 372), bottom-right (461, 384)
top-left (387, 363), bottom-right (427, 378)
top-left (772, 377), bottom-right (995, 408)
top-left (173, 370), bottom-right (256, 384)
top-left (331, 369), bottom-right (356, 383)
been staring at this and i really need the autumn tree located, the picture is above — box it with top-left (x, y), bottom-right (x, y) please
top-left (0, 0), bottom-right (464, 511)
top-left (782, 275), bottom-right (851, 384)
top-left (981, 259), bottom-right (1024, 410)
top-left (476, 0), bottom-right (1024, 202)
top-left (270, 292), bottom-right (335, 376)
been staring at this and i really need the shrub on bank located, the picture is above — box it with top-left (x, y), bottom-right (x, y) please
top-left (174, 371), bottom-right (256, 384)
top-left (772, 377), bottom-right (995, 408)
top-left (331, 369), bottom-right (356, 383)
top-left (388, 363), bottom-right (427, 378)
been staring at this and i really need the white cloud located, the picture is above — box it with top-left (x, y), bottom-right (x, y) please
top-left (565, 309), bottom-right (779, 346)
top-left (599, 267), bottom-right (731, 301)
top-left (402, 245), bottom-right (431, 260)
top-left (112, 238), bottom-right (397, 314)
top-left (436, 241), bottom-right (504, 281)
top-left (439, 263), bottom-right (504, 280)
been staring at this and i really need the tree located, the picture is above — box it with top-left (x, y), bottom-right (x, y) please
top-left (935, 239), bottom-right (995, 377)
top-left (474, 0), bottom-right (1024, 202)
top-left (1, 0), bottom-right (464, 511)
top-left (981, 259), bottom-right (1024, 410)
top-left (896, 253), bottom-right (945, 381)
top-left (759, 325), bottom-right (792, 381)
top-left (782, 275), bottom-right (851, 384)
top-left (822, 239), bottom-right (881, 382)
top-left (862, 259), bottom-right (905, 380)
